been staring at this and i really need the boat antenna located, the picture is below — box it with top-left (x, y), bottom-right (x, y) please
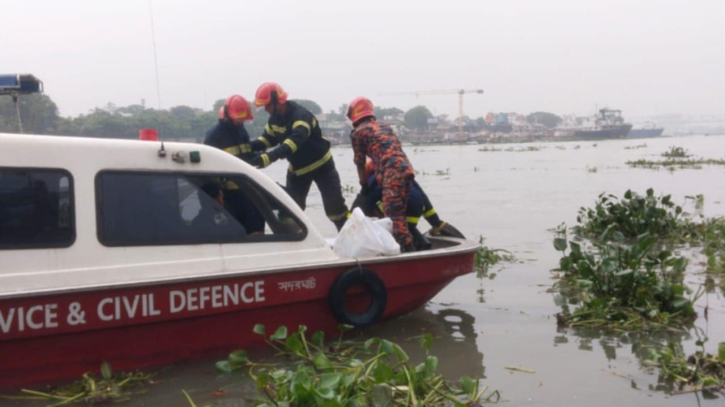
top-left (147, 0), bottom-right (165, 155)
top-left (148, 0), bottom-right (163, 111)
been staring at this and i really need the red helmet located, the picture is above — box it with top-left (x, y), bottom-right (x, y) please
top-left (221, 95), bottom-right (253, 123)
top-left (254, 82), bottom-right (288, 107)
top-left (347, 96), bottom-right (375, 124)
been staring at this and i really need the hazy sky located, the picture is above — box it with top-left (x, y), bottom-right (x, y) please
top-left (2, 0), bottom-right (723, 119)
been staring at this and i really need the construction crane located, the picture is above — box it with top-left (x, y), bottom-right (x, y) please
top-left (379, 89), bottom-right (484, 136)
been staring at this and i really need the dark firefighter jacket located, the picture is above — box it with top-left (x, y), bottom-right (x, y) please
top-left (251, 101), bottom-right (331, 176)
top-left (204, 120), bottom-right (255, 163)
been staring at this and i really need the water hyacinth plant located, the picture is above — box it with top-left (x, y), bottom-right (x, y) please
top-left (572, 189), bottom-right (699, 242)
top-left (214, 324), bottom-right (499, 406)
top-left (626, 157), bottom-right (725, 170)
top-left (647, 338), bottom-right (725, 395)
top-left (703, 218), bottom-right (725, 274)
top-left (553, 226), bottom-right (699, 329)
top-left (474, 236), bottom-right (515, 279)
top-left (661, 146), bottom-right (690, 158)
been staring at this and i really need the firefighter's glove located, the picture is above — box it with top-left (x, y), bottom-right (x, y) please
top-left (429, 221), bottom-right (466, 239)
top-left (252, 153), bottom-right (273, 169)
top-left (252, 151), bottom-right (277, 168)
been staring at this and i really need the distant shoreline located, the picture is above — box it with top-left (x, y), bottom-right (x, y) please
top-left (326, 133), bottom-right (722, 149)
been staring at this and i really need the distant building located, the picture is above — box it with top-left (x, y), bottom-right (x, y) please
top-left (317, 113), bottom-right (352, 145)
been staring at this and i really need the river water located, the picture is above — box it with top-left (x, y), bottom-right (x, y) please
top-left (6, 135), bottom-right (725, 406)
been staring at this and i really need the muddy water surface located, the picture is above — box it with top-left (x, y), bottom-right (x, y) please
top-left (7, 135), bottom-right (725, 406)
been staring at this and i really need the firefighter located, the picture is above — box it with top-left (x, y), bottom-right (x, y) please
top-left (205, 95), bottom-right (256, 163)
top-left (204, 95), bottom-right (264, 234)
top-left (347, 96), bottom-right (416, 252)
top-left (250, 82), bottom-right (349, 231)
top-left (353, 159), bottom-right (466, 251)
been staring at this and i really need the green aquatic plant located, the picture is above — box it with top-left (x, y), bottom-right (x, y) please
top-left (418, 169), bottom-right (451, 177)
top-left (553, 227), bottom-right (699, 329)
top-left (0, 363), bottom-right (151, 406)
top-left (474, 237), bottom-right (515, 303)
top-left (474, 236), bottom-right (515, 278)
top-left (647, 338), bottom-right (725, 395)
top-left (572, 189), bottom-right (700, 243)
top-left (624, 143), bottom-right (647, 150)
top-left (661, 146), bottom-right (690, 158)
top-left (626, 157), bottom-right (725, 169)
top-left (703, 218), bottom-right (725, 274)
top-left (215, 324), bottom-right (499, 406)
top-left (515, 146), bottom-right (543, 152)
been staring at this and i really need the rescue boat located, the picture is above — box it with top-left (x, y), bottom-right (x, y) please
top-left (0, 133), bottom-right (479, 389)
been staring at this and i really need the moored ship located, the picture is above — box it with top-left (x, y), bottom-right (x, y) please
top-left (627, 122), bottom-right (664, 138)
top-left (556, 108), bottom-right (633, 140)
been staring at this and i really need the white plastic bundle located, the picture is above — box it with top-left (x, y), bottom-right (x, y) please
top-left (333, 208), bottom-right (401, 258)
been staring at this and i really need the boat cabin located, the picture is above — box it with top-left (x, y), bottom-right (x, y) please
top-left (0, 133), bottom-right (338, 296)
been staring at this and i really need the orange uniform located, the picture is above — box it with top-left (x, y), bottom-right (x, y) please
top-left (351, 120), bottom-right (415, 248)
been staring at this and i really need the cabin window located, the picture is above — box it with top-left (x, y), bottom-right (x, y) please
top-left (96, 171), bottom-right (306, 246)
top-left (0, 168), bottom-right (75, 249)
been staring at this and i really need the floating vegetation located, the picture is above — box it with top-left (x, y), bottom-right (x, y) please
top-left (503, 366), bottom-right (535, 374)
top-left (624, 143), bottom-right (647, 150)
top-left (553, 227), bottom-right (699, 329)
top-left (517, 146), bottom-right (543, 152)
top-left (213, 324), bottom-right (500, 407)
top-left (661, 146), bottom-right (690, 158)
top-left (501, 146), bottom-right (544, 153)
top-left (574, 145), bottom-right (581, 150)
top-left (475, 237), bottom-right (516, 303)
top-left (1, 363), bottom-right (151, 406)
top-left (703, 217), bottom-right (725, 274)
top-left (474, 236), bottom-right (516, 279)
top-left (647, 338), bottom-right (725, 395)
top-left (586, 166), bottom-right (598, 173)
top-left (572, 189), bottom-right (701, 243)
top-left (342, 184), bottom-right (356, 195)
top-left (555, 146), bottom-right (566, 150)
top-left (478, 146), bottom-right (501, 152)
top-left (549, 189), bottom-right (725, 329)
top-left (570, 189), bottom-right (725, 295)
top-left (626, 158), bottom-right (725, 170)
top-left (416, 168), bottom-right (451, 177)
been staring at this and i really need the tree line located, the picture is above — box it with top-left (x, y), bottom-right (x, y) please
top-left (0, 93), bottom-right (563, 140)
